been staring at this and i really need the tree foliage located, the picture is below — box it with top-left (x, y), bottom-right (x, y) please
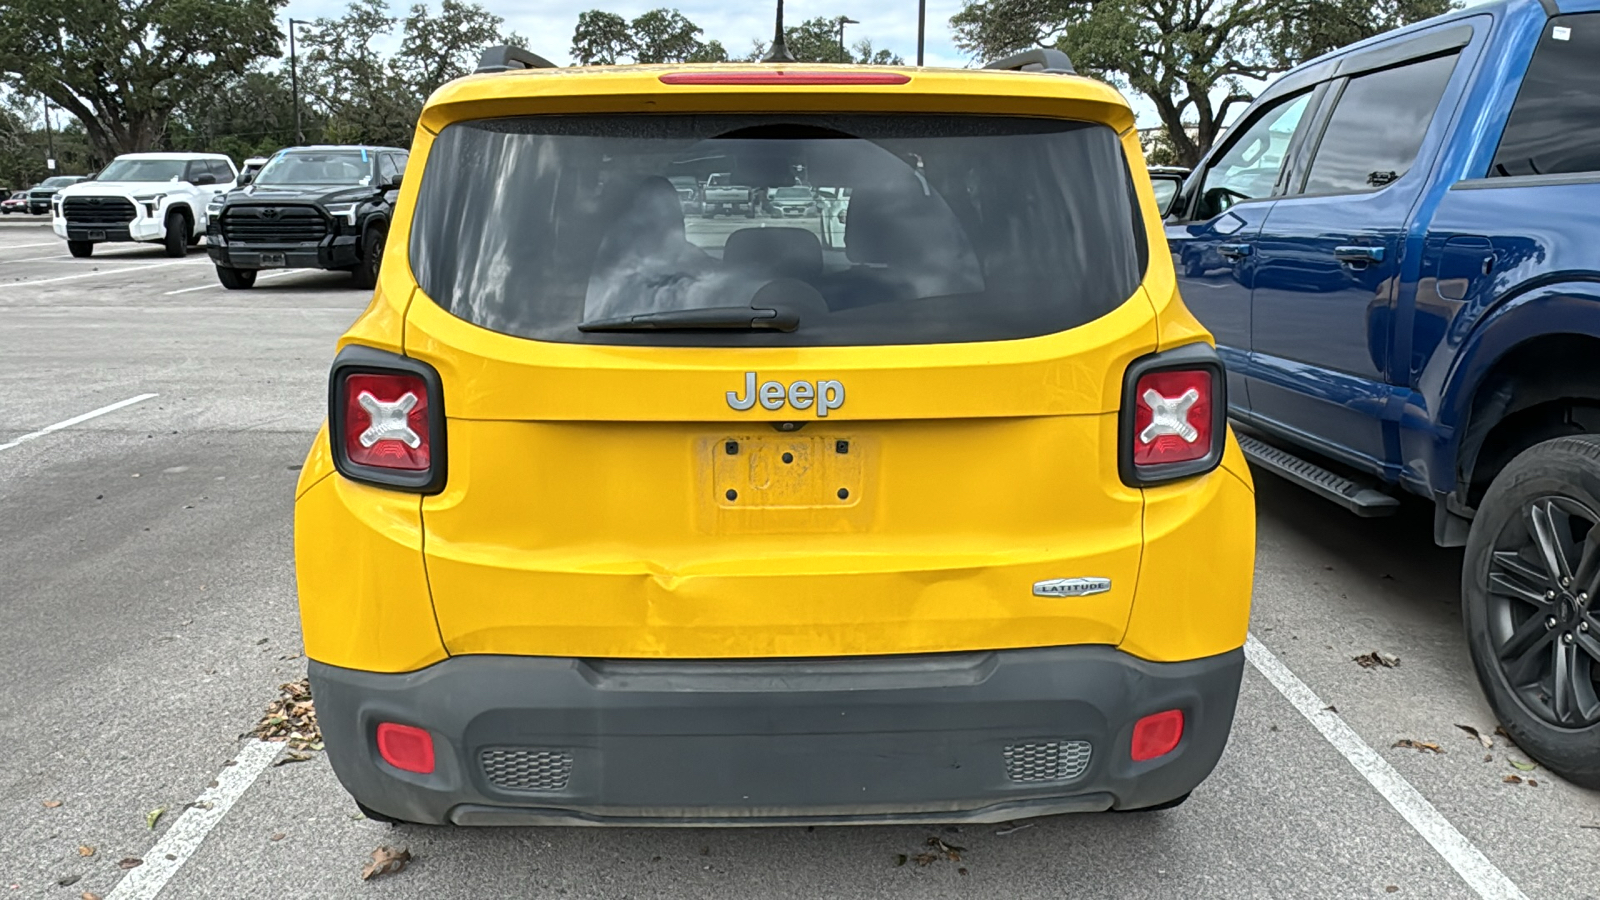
top-left (952, 0), bottom-right (1455, 165)
top-left (751, 17), bottom-right (905, 64)
top-left (299, 0), bottom-right (519, 148)
top-left (0, 0), bottom-right (286, 161)
top-left (571, 8), bottom-right (727, 65)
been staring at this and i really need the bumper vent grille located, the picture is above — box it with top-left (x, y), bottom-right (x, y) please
top-left (1003, 740), bottom-right (1092, 783)
top-left (480, 748), bottom-right (574, 792)
top-left (221, 205), bottom-right (328, 244)
top-left (63, 197), bottom-right (137, 226)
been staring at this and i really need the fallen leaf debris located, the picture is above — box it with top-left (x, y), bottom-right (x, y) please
top-left (1392, 739), bottom-right (1443, 754)
top-left (117, 858), bottom-right (143, 870)
top-left (147, 806), bottom-right (166, 830)
top-left (253, 678), bottom-right (322, 752)
top-left (361, 846), bottom-right (412, 881)
top-left (1509, 758), bottom-right (1537, 772)
top-left (1354, 651), bottom-right (1401, 669)
top-left (1455, 724), bottom-right (1494, 749)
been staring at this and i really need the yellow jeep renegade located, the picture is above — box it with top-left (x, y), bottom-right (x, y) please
top-left (294, 43), bottom-right (1256, 826)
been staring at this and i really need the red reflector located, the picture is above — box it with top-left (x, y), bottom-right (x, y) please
top-left (1132, 369), bottom-right (1213, 466)
top-left (343, 372), bottom-right (430, 471)
top-left (659, 71), bottom-right (911, 85)
top-left (1130, 709), bottom-right (1184, 762)
top-left (376, 722), bottom-right (435, 774)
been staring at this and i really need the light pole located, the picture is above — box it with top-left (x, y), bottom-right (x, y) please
top-left (916, 0), bottom-right (926, 66)
top-left (40, 95), bottom-right (55, 172)
top-left (837, 16), bottom-right (859, 57)
top-left (288, 17), bottom-right (309, 145)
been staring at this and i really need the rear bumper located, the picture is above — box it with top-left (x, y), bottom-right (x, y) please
top-left (311, 645), bottom-right (1243, 826)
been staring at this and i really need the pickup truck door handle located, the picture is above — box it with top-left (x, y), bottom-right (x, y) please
top-left (1334, 245), bottom-right (1385, 265)
top-left (1218, 243), bottom-right (1253, 261)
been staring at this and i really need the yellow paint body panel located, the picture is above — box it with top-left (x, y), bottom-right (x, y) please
top-left (294, 62), bottom-right (1255, 671)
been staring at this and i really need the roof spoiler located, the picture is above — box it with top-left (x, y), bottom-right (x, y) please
top-left (475, 45), bottom-right (558, 74)
top-left (983, 48), bottom-right (1075, 75)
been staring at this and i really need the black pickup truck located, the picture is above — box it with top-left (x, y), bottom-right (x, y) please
top-left (206, 145), bottom-right (407, 289)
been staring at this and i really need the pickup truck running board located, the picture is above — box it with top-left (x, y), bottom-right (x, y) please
top-left (1234, 432), bottom-right (1399, 517)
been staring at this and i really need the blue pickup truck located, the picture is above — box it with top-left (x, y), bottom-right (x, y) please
top-left (1159, 0), bottom-right (1600, 786)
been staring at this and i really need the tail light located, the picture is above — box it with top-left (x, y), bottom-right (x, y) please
top-left (1130, 709), bottom-right (1185, 761)
top-left (376, 722), bottom-right (436, 774)
top-left (1119, 344), bottom-right (1226, 486)
top-left (329, 346), bottom-right (447, 493)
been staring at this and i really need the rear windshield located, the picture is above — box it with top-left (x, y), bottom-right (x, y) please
top-left (411, 115), bottom-right (1146, 347)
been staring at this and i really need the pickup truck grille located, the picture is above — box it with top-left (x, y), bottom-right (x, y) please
top-left (62, 197), bottom-right (136, 226)
top-left (221, 205), bottom-right (328, 244)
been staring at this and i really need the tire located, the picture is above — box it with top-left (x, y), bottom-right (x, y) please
top-left (1115, 791), bottom-right (1191, 812)
top-left (67, 240), bottom-right (93, 259)
top-left (744, 204), bottom-right (756, 219)
top-left (215, 266), bottom-right (256, 290)
top-left (163, 210), bottom-right (190, 258)
top-left (351, 223), bottom-right (386, 290)
top-left (355, 800), bottom-right (412, 826)
top-left (1464, 434), bottom-right (1600, 789)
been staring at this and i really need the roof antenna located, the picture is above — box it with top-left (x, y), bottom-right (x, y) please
top-left (762, 0), bottom-right (796, 62)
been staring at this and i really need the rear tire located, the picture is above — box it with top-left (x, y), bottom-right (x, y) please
top-left (351, 223), bottom-right (386, 290)
top-left (1464, 434), bottom-right (1600, 789)
top-left (67, 240), bottom-right (93, 259)
top-left (163, 210), bottom-right (190, 258)
top-left (1115, 791), bottom-right (1191, 812)
top-left (355, 801), bottom-right (412, 826)
top-left (215, 266), bottom-right (256, 290)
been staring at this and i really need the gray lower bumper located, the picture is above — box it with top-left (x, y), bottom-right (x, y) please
top-left (311, 645), bottom-right (1244, 826)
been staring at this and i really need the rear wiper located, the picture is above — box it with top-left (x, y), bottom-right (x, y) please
top-left (578, 306), bottom-right (799, 333)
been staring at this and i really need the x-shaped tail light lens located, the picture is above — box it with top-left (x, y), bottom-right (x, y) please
top-left (1132, 369), bottom-right (1214, 467)
top-left (343, 372), bottom-right (431, 470)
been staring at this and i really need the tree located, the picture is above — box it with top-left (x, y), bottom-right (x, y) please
top-left (570, 8), bottom-right (726, 65)
top-left (0, 0), bottom-right (286, 160)
top-left (750, 17), bottom-right (906, 64)
top-left (952, 0), bottom-right (1454, 166)
top-left (300, 0), bottom-right (517, 148)
top-left (167, 70), bottom-right (304, 161)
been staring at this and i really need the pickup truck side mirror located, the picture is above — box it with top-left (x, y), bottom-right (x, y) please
top-left (385, 172), bottom-right (403, 190)
top-left (237, 171), bottom-right (255, 187)
top-left (1149, 173), bottom-right (1185, 220)
top-left (193, 172), bottom-right (218, 186)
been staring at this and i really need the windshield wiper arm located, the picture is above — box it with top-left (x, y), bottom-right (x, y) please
top-left (578, 306), bottom-right (799, 333)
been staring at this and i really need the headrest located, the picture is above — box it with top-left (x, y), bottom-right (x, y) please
top-left (723, 227), bottom-right (824, 281)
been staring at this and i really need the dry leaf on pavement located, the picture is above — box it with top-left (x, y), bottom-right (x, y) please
top-left (1393, 739), bottom-right (1443, 754)
top-left (253, 679), bottom-right (321, 752)
top-left (1455, 724), bottom-right (1494, 749)
top-left (118, 858), bottom-right (143, 870)
top-left (1509, 758), bottom-right (1537, 771)
top-left (77, 846), bottom-right (94, 857)
top-left (1503, 774), bottom-right (1523, 784)
top-left (1354, 651), bottom-right (1401, 668)
top-left (361, 846), bottom-right (411, 881)
top-left (147, 807), bottom-right (166, 830)
top-left (57, 875), bottom-right (80, 887)
top-left (43, 800), bottom-right (62, 809)
top-left (81, 893), bottom-right (102, 900)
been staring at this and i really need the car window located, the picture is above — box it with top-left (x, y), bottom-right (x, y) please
top-left (1192, 92), bottom-right (1311, 220)
top-left (209, 160), bottom-right (234, 182)
top-left (185, 160), bottom-right (209, 183)
top-left (1300, 53), bottom-right (1459, 195)
top-left (411, 114), bottom-right (1147, 348)
top-left (1492, 14), bottom-right (1600, 177)
top-left (378, 154), bottom-right (398, 182)
top-left (1150, 178), bottom-right (1180, 214)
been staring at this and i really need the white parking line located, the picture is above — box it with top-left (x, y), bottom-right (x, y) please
top-left (164, 269), bottom-right (302, 295)
top-left (1244, 634), bottom-right (1529, 900)
top-left (0, 241), bottom-right (64, 250)
top-left (10, 260), bottom-right (204, 286)
top-left (104, 740), bottom-right (281, 900)
top-left (0, 393), bottom-right (158, 452)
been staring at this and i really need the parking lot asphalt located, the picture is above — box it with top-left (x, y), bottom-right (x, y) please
top-left (0, 219), bottom-right (1596, 899)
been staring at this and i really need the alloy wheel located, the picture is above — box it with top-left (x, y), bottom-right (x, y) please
top-left (1487, 495), bottom-right (1600, 727)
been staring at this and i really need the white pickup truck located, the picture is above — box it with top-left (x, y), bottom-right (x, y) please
top-left (52, 152), bottom-right (236, 258)
top-left (700, 172), bottom-right (757, 218)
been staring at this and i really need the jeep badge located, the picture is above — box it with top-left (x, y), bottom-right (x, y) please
top-left (727, 372), bottom-right (845, 418)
